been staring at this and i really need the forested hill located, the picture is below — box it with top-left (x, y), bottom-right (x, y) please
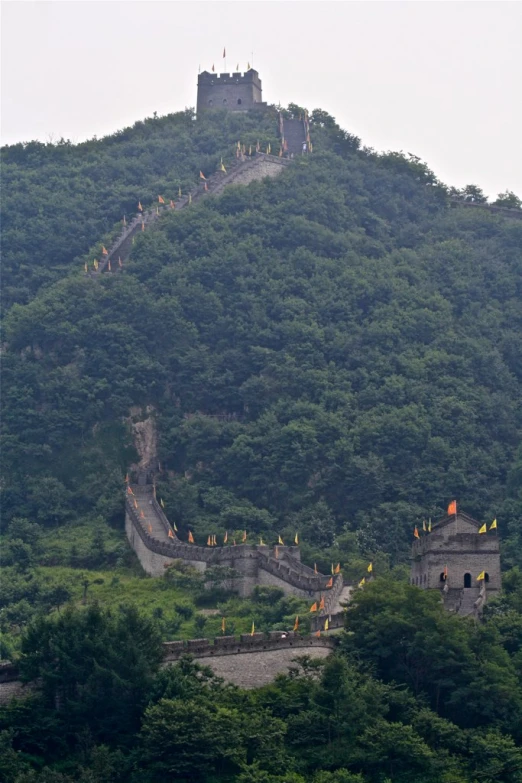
top-left (2, 106), bottom-right (522, 570)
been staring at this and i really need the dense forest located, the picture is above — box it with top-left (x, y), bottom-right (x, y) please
top-left (1, 105), bottom-right (522, 780)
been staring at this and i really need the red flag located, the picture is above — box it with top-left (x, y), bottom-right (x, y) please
top-left (158, 195), bottom-right (165, 204)
top-left (447, 500), bottom-right (457, 515)
top-left (188, 531), bottom-right (194, 543)
top-left (168, 529), bottom-right (174, 539)
top-left (309, 602), bottom-right (318, 613)
top-left (326, 577), bottom-right (333, 588)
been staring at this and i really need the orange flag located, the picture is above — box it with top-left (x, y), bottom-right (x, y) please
top-left (133, 499), bottom-right (138, 509)
top-left (448, 500), bottom-right (457, 515)
top-left (168, 528), bottom-right (174, 539)
top-left (170, 200), bottom-right (175, 208)
top-left (326, 577), bottom-right (333, 588)
top-left (334, 563), bottom-right (341, 574)
top-left (224, 531), bottom-right (228, 544)
top-left (221, 617), bottom-right (226, 634)
top-left (188, 531), bottom-right (194, 543)
top-left (207, 535), bottom-right (212, 546)
top-left (199, 171), bottom-right (207, 180)
top-left (118, 256), bottom-right (123, 268)
top-left (315, 630), bottom-right (321, 638)
top-left (138, 201), bottom-right (143, 211)
top-left (309, 602), bottom-right (318, 613)
top-left (293, 616), bottom-right (299, 631)
top-left (102, 246), bottom-right (108, 255)
top-left (242, 530), bottom-right (247, 542)
top-left (414, 526), bottom-right (420, 539)
top-left (319, 596), bottom-right (325, 610)
top-left (158, 195), bottom-right (165, 203)
top-left (127, 486), bottom-right (134, 495)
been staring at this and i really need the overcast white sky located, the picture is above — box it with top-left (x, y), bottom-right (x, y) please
top-left (1, 1), bottom-right (521, 197)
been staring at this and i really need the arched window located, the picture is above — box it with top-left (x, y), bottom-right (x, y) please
top-left (464, 573), bottom-right (471, 588)
top-left (237, 98), bottom-right (242, 105)
top-left (208, 99), bottom-right (213, 106)
top-left (485, 573), bottom-right (490, 583)
top-left (439, 572), bottom-right (445, 582)
top-left (223, 98), bottom-right (227, 105)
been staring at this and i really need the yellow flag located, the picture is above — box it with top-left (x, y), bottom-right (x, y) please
top-left (251, 621), bottom-right (255, 636)
top-left (478, 523), bottom-right (487, 534)
top-left (160, 498), bottom-right (165, 508)
top-left (224, 531), bottom-right (228, 543)
top-left (138, 201), bottom-right (143, 212)
top-left (148, 523), bottom-right (152, 533)
top-left (293, 616), bottom-right (299, 632)
top-left (188, 193), bottom-right (192, 204)
top-left (93, 259), bottom-right (98, 270)
top-left (108, 259), bottom-right (111, 271)
top-left (294, 532), bottom-right (299, 545)
top-left (490, 518), bottom-right (497, 531)
top-left (428, 518), bottom-right (432, 533)
top-left (324, 618), bottom-right (329, 631)
top-left (359, 577), bottom-right (365, 587)
top-left (247, 62), bottom-right (251, 69)
top-left (367, 562), bottom-right (373, 573)
top-left (422, 519), bottom-right (426, 532)
top-left (221, 617), bottom-right (226, 634)
top-left (178, 187), bottom-right (182, 197)
top-left (326, 577), bottom-right (333, 588)
top-left (477, 571), bottom-right (485, 581)
top-left (173, 521), bottom-right (178, 532)
top-left (213, 534), bottom-right (217, 546)
top-left (278, 535), bottom-right (284, 545)
top-left (259, 536), bottom-right (265, 546)
top-left (220, 162), bottom-right (227, 173)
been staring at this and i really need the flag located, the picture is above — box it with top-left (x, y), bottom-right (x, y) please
top-left (178, 187), bottom-right (182, 197)
top-left (138, 201), bottom-right (143, 211)
top-left (188, 194), bottom-right (192, 204)
top-left (319, 596), bottom-right (325, 610)
top-left (237, 141), bottom-right (241, 149)
top-left (448, 500), bottom-right (457, 515)
top-left (422, 519), bottom-right (426, 532)
top-left (118, 256), bottom-right (122, 267)
top-left (204, 182), bottom-right (208, 192)
top-left (477, 571), bottom-right (485, 581)
top-left (123, 215), bottom-right (127, 226)
top-left (314, 563), bottom-right (318, 574)
top-left (236, 63), bottom-right (239, 71)
top-left (156, 206), bottom-right (159, 215)
top-left (140, 510), bottom-right (145, 519)
top-left (224, 531), bottom-right (228, 544)
top-left (93, 259), bottom-right (98, 270)
top-left (251, 621), bottom-right (255, 636)
top-left (324, 618), bottom-right (329, 631)
top-left (168, 528), bottom-right (174, 539)
top-left (294, 532), bottom-right (299, 545)
top-left (220, 162), bottom-right (227, 173)
top-left (414, 526), bottom-right (420, 539)
top-left (478, 523), bottom-right (487, 534)
top-left (207, 535), bottom-right (211, 546)
top-left (242, 530), bottom-right (247, 542)
top-left (108, 259), bottom-right (111, 271)
top-left (212, 64), bottom-right (215, 72)
top-left (170, 200), bottom-right (175, 208)
top-left (141, 221), bottom-right (145, 231)
top-left (158, 195), bottom-right (165, 203)
top-left (160, 498), bottom-right (164, 508)
top-left (315, 630), bottom-right (321, 638)
top-left (331, 563), bottom-right (334, 574)
top-left (278, 535), bottom-right (284, 545)
top-left (428, 518), bottom-right (432, 533)
top-left (256, 141), bottom-right (260, 152)
top-left (249, 145), bottom-right (252, 155)
top-left (221, 617), bottom-right (226, 633)
top-left (188, 531), bottom-right (194, 543)
top-left (125, 473), bottom-right (130, 483)
top-left (359, 577), bottom-right (365, 587)
top-left (310, 602), bottom-right (318, 613)
top-left (247, 62), bottom-right (250, 69)
top-left (334, 563), bottom-right (341, 574)
top-left (173, 522), bottom-right (178, 532)
top-left (367, 562), bottom-right (373, 573)
top-left (443, 565), bottom-right (448, 580)
top-left (326, 577), bottom-right (333, 588)
top-left (293, 616), bottom-right (299, 631)
top-left (134, 499), bottom-right (138, 509)
top-left (148, 523), bottom-right (152, 533)
top-left (84, 262), bottom-right (88, 273)
top-left (199, 171), bottom-right (207, 180)
top-left (223, 47), bottom-right (226, 58)
top-left (102, 245), bottom-right (108, 255)
top-left (490, 518), bottom-right (497, 531)
top-left (259, 536), bottom-right (265, 546)
top-left (127, 486), bottom-right (134, 495)
top-left (213, 534), bottom-right (217, 546)
top-left (279, 146), bottom-right (283, 157)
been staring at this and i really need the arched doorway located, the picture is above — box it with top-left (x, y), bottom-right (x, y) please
top-left (464, 573), bottom-right (471, 588)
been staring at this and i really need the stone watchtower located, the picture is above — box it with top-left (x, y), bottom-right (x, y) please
top-left (410, 510), bottom-right (500, 617)
top-left (197, 68), bottom-right (266, 113)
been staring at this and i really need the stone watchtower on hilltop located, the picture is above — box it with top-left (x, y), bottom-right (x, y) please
top-left (197, 68), bottom-right (266, 113)
top-left (410, 510), bottom-right (501, 617)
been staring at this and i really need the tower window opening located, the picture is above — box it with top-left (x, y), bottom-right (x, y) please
top-left (223, 99), bottom-right (227, 105)
top-left (237, 98), bottom-right (242, 105)
top-left (485, 573), bottom-right (490, 583)
top-left (208, 99), bottom-right (213, 106)
top-left (439, 572), bottom-right (445, 582)
top-left (464, 573), bottom-right (472, 588)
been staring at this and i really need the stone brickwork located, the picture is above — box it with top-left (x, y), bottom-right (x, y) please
top-left (0, 634), bottom-right (336, 703)
top-left (197, 69), bottom-right (265, 113)
top-left (411, 511), bottom-right (501, 616)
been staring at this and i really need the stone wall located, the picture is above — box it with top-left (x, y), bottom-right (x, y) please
top-left (197, 70), bottom-right (263, 113)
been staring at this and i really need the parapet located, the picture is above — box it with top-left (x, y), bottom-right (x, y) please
top-left (198, 69), bottom-right (262, 86)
